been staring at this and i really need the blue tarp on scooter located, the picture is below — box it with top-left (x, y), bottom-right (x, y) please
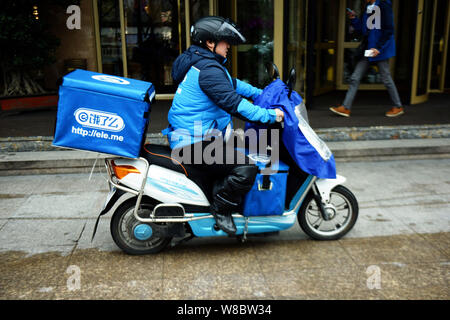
top-left (246, 79), bottom-right (336, 179)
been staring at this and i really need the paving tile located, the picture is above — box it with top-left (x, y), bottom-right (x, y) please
top-left (76, 217), bottom-right (120, 252)
top-left (162, 273), bottom-right (271, 300)
top-left (263, 265), bottom-right (387, 300)
top-left (379, 262), bottom-right (450, 300)
top-left (12, 192), bottom-right (106, 219)
top-left (345, 206), bottom-right (415, 238)
top-left (0, 251), bottom-right (70, 299)
top-left (339, 233), bottom-right (449, 266)
top-left (0, 219), bottom-right (82, 255)
top-left (36, 173), bottom-right (108, 194)
top-left (53, 279), bottom-right (163, 300)
top-left (384, 202), bottom-right (450, 235)
top-left (419, 232), bottom-right (450, 257)
top-left (0, 175), bottom-right (45, 195)
top-left (162, 240), bottom-right (258, 279)
top-left (250, 239), bottom-right (357, 273)
top-left (68, 248), bottom-right (164, 282)
top-left (0, 197), bottom-right (28, 219)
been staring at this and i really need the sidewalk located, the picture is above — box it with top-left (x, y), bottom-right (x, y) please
top-left (1, 138), bottom-right (450, 175)
top-left (1, 91), bottom-right (448, 300)
top-left (1, 158), bottom-right (449, 299)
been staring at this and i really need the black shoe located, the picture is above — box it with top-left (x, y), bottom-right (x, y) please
top-left (212, 212), bottom-right (237, 236)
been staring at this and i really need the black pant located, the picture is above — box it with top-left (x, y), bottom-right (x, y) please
top-left (174, 138), bottom-right (258, 215)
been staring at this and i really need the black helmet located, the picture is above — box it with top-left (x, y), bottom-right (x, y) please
top-left (191, 16), bottom-right (246, 46)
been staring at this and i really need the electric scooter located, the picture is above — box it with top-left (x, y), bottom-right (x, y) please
top-left (92, 65), bottom-right (359, 255)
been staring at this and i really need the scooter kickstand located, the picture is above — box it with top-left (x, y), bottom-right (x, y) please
top-left (170, 233), bottom-right (194, 247)
top-left (241, 217), bottom-right (249, 243)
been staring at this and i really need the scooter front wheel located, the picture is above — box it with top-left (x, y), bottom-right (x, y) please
top-left (298, 185), bottom-right (358, 240)
top-left (110, 198), bottom-right (172, 255)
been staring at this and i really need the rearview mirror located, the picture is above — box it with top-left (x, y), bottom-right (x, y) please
top-left (286, 67), bottom-right (296, 98)
top-left (265, 62), bottom-right (280, 80)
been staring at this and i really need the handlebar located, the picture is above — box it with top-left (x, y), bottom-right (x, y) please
top-left (266, 62), bottom-right (297, 99)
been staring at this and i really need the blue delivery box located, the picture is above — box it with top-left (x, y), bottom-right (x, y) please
top-left (53, 69), bottom-right (155, 158)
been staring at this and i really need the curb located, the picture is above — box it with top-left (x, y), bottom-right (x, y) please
top-left (1, 124), bottom-right (449, 153)
top-left (1, 138), bottom-right (449, 176)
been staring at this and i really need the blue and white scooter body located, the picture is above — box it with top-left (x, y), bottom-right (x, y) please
top-left (106, 157), bottom-right (347, 238)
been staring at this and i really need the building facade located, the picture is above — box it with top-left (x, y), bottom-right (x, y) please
top-left (45, 0), bottom-right (450, 107)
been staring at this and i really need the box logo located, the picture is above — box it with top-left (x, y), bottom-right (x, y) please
top-left (91, 75), bottom-right (130, 85)
top-left (74, 108), bottom-right (125, 132)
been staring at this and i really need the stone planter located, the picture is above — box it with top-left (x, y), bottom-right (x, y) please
top-left (0, 94), bottom-right (58, 112)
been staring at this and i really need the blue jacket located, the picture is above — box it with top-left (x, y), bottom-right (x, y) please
top-left (351, 0), bottom-right (396, 62)
top-left (166, 45), bottom-right (277, 149)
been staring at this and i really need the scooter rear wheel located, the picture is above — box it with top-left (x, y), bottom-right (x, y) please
top-left (298, 185), bottom-right (358, 240)
top-left (110, 198), bottom-right (172, 255)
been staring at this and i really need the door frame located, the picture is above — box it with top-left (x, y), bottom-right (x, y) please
top-left (313, 0), bottom-right (338, 96)
top-left (429, 0), bottom-right (450, 93)
top-left (411, 0), bottom-right (437, 104)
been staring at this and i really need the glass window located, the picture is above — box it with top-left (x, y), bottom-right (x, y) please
top-left (124, 0), bottom-right (181, 94)
top-left (345, 0), bottom-right (366, 42)
top-left (319, 0), bottom-right (338, 42)
top-left (190, 0), bottom-right (210, 23)
top-left (236, 0), bottom-right (274, 87)
top-left (98, 0), bottom-right (124, 76)
top-left (430, 0), bottom-right (448, 90)
top-left (394, 0), bottom-right (415, 86)
top-left (286, 0), bottom-right (307, 94)
top-left (319, 49), bottom-right (336, 87)
top-left (416, 0), bottom-right (434, 96)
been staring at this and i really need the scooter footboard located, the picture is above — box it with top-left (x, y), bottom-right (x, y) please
top-left (187, 212), bottom-right (297, 237)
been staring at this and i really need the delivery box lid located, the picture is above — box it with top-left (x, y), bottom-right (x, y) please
top-left (62, 69), bottom-right (155, 102)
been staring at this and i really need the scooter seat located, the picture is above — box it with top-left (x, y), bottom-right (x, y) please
top-left (141, 143), bottom-right (190, 176)
top-left (141, 143), bottom-right (213, 202)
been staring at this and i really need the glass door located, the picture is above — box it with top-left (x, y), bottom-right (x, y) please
top-left (182, 0), bottom-right (212, 50)
top-left (313, 0), bottom-right (339, 96)
top-left (94, 0), bottom-right (211, 98)
top-left (411, 0), bottom-right (437, 104)
top-left (95, 0), bottom-right (124, 76)
top-left (336, 0), bottom-right (399, 91)
top-left (217, 0), bottom-right (280, 88)
top-left (122, 0), bottom-right (183, 94)
top-left (429, 0), bottom-right (450, 92)
top-left (286, 0), bottom-right (307, 96)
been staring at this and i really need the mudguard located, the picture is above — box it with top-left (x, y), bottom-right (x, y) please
top-left (91, 188), bottom-right (126, 241)
top-left (315, 174), bottom-right (346, 203)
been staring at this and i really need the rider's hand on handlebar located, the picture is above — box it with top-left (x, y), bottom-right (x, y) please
top-left (275, 108), bottom-right (284, 123)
